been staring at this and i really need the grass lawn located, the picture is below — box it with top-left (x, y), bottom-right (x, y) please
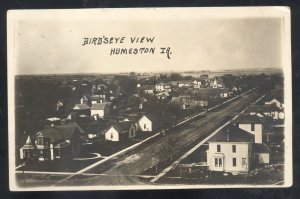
top-left (16, 158), bottom-right (101, 172)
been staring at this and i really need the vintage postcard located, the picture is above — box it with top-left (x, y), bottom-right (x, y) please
top-left (7, 7), bottom-right (292, 191)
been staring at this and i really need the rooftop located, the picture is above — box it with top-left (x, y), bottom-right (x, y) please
top-left (36, 122), bottom-right (84, 143)
top-left (209, 125), bottom-right (254, 143)
top-left (91, 103), bottom-right (109, 110)
top-left (247, 104), bottom-right (281, 113)
top-left (235, 114), bottom-right (264, 124)
top-left (73, 104), bottom-right (90, 110)
top-left (111, 121), bottom-right (134, 134)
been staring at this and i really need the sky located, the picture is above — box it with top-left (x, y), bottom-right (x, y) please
top-left (10, 8), bottom-right (285, 75)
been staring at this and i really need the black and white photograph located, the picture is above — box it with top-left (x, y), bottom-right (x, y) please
top-left (7, 7), bottom-right (292, 191)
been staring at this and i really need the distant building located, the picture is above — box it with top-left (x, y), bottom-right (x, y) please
top-left (19, 136), bottom-right (35, 160)
top-left (142, 85), bottom-right (155, 94)
top-left (155, 83), bottom-right (165, 92)
top-left (46, 117), bottom-right (61, 126)
top-left (123, 114), bottom-right (141, 130)
top-left (171, 96), bottom-right (191, 109)
top-left (90, 95), bottom-right (103, 104)
top-left (210, 78), bottom-right (224, 88)
top-left (72, 104), bottom-right (91, 115)
top-left (219, 88), bottom-right (232, 98)
top-left (105, 121), bottom-right (136, 141)
top-left (91, 103), bottom-right (110, 119)
top-left (138, 114), bottom-right (154, 132)
top-left (156, 91), bottom-right (170, 100)
top-left (164, 85), bottom-right (172, 92)
top-left (264, 91), bottom-right (284, 115)
top-left (80, 95), bottom-right (89, 104)
top-left (248, 104), bottom-right (281, 120)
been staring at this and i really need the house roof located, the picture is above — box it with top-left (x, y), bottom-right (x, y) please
top-left (36, 122), bottom-right (84, 143)
top-left (110, 121), bottom-right (134, 134)
top-left (91, 103), bottom-right (108, 110)
top-left (56, 122), bottom-right (85, 138)
top-left (139, 113), bottom-right (157, 124)
top-left (209, 125), bottom-right (254, 143)
top-left (265, 91), bottom-right (284, 103)
top-left (234, 114), bottom-right (264, 124)
top-left (85, 120), bottom-right (109, 134)
top-left (90, 95), bottom-right (102, 101)
top-left (247, 104), bottom-right (280, 113)
top-left (124, 114), bottom-right (141, 123)
top-left (156, 92), bottom-right (170, 97)
top-left (253, 143), bottom-right (270, 153)
top-left (21, 136), bottom-right (36, 149)
top-left (220, 88), bottom-right (230, 93)
top-left (73, 104), bottom-right (90, 110)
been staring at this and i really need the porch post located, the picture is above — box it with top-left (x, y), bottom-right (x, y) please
top-left (20, 148), bottom-right (24, 160)
top-left (50, 143), bottom-right (54, 160)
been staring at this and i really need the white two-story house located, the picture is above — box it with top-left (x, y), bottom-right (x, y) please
top-left (207, 126), bottom-right (254, 174)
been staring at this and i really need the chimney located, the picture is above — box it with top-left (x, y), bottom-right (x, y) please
top-left (139, 102), bottom-right (143, 110)
top-left (226, 130), bottom-right (230, 141)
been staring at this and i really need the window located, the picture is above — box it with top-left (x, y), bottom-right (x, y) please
top-left (242, 158), bottom-right (247, 167)
top-left (215, 158), bottom-right (223, 167)
top-left (37, 137), bottom-right (44, 146)
top-left (232, 145), bottom-right (236, 153)
top-left (251, 123), bottom-right (255, 131)
top-left (23, 150), bottom-right (30, 158)
top-left (144, 124), bottom-right (146, 129)
top-left (217, 145), bottom-right (221, 152)
top-left (111, 133), bottom-right (113, 139)
top-left (233, 158), bottom-right (237, 167)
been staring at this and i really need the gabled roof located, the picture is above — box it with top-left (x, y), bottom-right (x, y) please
top-left (265, 91), bottom-right (284, 103)
top-left (73, 104), bottom-right (90, 110)
top-left (139, 114), bottom-right (152, 122)
top-left (110, 121), bottom-right (134, 134)
top-left (139, 113), bottom-right (157, 123)
top-left (247, 104), bottom-right (280, 113)
top-left (21, 136), bottom-right (36, 149)
top-left (36, 122), bottom-right (84, 143)
top-left (90, 95), bottom-right (102, 101)
top-left (156, 92), bottom-right (170, 97)
top-left (56, 122), bottom-right (85, 139)
top-left (124, 114), bottom-right (141, 123)
top-left (85, 120), bottom-right (109, 134)
top-left (219, 88), bottom-right (230, 93)
top-left (91, 103), bottom-right (108, 110)
top-left (209, 125), bottom-right (254, 143)
top-left (235, 114), bottom-right (264, 124)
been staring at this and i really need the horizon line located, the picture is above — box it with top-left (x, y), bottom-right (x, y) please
top-left (15, 67), bottom-right (283, 76)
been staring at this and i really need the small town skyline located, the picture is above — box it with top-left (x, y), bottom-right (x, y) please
top-left (14, 67), bottom-right (283, 76)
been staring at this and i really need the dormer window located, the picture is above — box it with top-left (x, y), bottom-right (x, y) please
top-left (37, 137), bottom-right (44, 145)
